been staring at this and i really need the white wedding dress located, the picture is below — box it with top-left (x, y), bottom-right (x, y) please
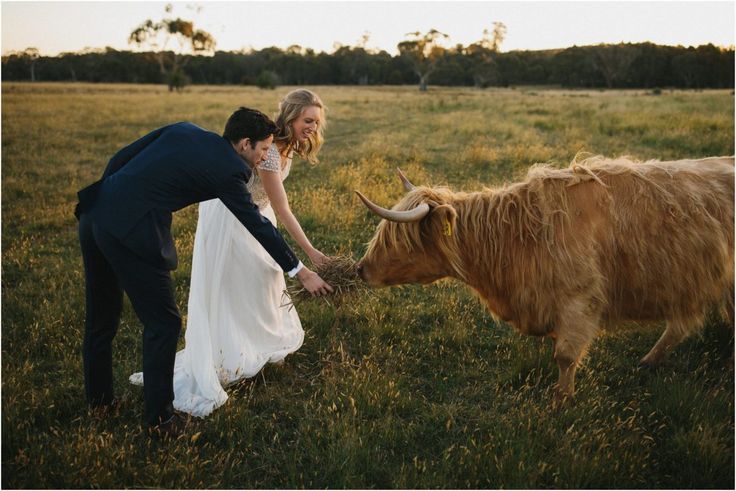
top-left (130, 144), bottom-right (303, 417)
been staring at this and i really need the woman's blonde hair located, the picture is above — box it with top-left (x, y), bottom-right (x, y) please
top-left (273, 88), bottom-right (326, 164)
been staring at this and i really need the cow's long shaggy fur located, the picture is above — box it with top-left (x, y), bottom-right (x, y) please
top-left (361, 156), bottom-right (734, 395)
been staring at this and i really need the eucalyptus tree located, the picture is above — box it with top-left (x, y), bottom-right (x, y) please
top-left (466, 22), bottom-right (506, 88)
top-left (398, 29), bottom-right (449, 91)
top-left (128, 3), bottom-right (215, 92)
top-left (10, 47), bottom-right (42, 82)
top-left (593, 43), bottom-right (640, 88)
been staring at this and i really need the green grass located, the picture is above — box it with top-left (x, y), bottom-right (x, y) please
top-left (2, 82), bottom-right (734, 488)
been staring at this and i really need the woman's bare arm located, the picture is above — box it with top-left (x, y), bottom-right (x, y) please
top-left (258, 168), bottom-right (328, 267)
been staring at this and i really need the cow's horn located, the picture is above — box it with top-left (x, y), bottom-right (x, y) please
top-left (355, 191), bottom-right (430, 222)
top-left (396, 168), bottom-right (415, 191)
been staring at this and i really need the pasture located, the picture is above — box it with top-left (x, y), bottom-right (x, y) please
top-left (2, 82), bottom-right (734, 488)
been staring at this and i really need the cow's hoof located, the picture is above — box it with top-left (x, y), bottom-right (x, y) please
top-left (552, 390), bottom-right (574, 409)
top-left (638, 356), bottom-right (660, 369)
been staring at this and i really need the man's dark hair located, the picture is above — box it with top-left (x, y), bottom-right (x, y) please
top-left (223, 107), bottom-right (278, 147)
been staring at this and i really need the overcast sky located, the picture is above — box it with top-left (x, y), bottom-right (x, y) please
top-left (2, 1), bottom-right (734, 56)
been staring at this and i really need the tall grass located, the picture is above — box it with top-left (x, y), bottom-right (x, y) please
top-left (2, 83), bottom-right (733, 488)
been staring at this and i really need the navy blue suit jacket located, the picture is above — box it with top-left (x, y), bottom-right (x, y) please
top-left (76, 122), bottom-right (299, 272)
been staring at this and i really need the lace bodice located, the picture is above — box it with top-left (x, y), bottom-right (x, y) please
top-left (247, 144), bottom-right (292, 208)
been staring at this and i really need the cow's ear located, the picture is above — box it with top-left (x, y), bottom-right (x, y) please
top-left (423, 204), bottom-right (458, 240)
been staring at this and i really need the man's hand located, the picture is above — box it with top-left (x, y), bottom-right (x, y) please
top-left (296, 266), bottom-right (334, 297)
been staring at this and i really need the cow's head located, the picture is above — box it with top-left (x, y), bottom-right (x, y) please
top-left (356, 169), bottom-right (465, 287)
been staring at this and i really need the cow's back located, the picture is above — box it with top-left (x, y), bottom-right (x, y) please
top-left (580, 157), bottom-right (734, 322)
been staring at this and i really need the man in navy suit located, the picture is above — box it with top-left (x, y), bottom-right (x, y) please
top-left (76, 108), bottom-right (332, 437)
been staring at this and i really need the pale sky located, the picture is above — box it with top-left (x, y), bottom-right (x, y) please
top-left (2, 1), bottom-right (734, 57)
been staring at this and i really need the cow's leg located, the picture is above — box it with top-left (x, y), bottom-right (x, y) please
top-left (553, 306), bottom-right (599, 399)
top-left (640, 316), bottom-right (700, 367)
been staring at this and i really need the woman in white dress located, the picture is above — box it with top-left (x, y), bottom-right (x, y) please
top-left (131, 89), bottom-right (329, 417)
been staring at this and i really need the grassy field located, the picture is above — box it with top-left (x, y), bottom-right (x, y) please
top-left (2, 82), bottom-right (734, 488)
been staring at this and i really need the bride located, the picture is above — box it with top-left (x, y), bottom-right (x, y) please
top-left (131, 89), bottom-right (329, 416)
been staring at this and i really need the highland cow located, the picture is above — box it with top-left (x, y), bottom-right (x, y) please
top-left (356, 157), bottom-right (734, 397)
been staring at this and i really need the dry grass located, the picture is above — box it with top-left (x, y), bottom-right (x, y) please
top-left (283, 254), bottom-right (373, 308)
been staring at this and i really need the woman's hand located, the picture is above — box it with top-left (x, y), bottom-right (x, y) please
top-left (307, 249), bottom-right (329, 268)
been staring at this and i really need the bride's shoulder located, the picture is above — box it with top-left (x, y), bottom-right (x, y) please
top-left (258, 144), bottom-right (282, 173)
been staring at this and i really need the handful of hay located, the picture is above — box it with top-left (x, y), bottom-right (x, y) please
top-left (282, 254), bottom-right (371, 308)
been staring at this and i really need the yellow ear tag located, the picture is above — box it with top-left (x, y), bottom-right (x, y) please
top-left (443, 219), bottom-right (453, 237)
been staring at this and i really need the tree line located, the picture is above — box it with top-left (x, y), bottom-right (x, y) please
top-left (3, 42), bottom-right (733, 89)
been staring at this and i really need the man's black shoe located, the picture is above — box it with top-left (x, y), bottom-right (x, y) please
top-left (148, 413), bottom-right (190, 441)
top-left (89, 397), bottom-right (120, 420)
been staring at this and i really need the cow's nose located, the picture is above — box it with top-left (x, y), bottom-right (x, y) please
top-left (356, 262), bottom-right (364, 279)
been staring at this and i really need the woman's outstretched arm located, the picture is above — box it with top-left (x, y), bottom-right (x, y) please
top-left (259, 168), bottom-right (329, 267)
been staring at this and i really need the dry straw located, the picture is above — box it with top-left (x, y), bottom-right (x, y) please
top-left (282, 254), bottom-right (373, 309)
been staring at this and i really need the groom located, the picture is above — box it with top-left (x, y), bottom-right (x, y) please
top-left (76, 108), bottom-right (332, 437)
